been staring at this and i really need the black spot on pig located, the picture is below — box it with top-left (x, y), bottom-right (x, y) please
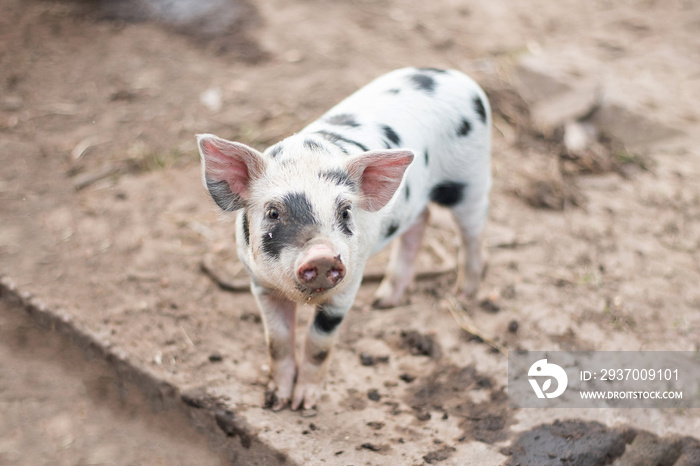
top-left (416, 67), bottom-right (447, 73)
top-left (457, 118), bottom-right (472, 137)
top-left (430, 181), bottom-right (467, 207)
top-left (282, 192), bottom-right (316, 225)
top-left (319, 169), bottom-right (357, 191)
top-left (326, 113), bottom-right (360, 127)
top-left (267, 144), bottom-right (283, 158)
top-left (261, 192), bottom-right (317, 259)
top-left (241, 210), bottom-right (250, 245)
top-left (314, 304), bottom-right (344, 333)
top-left (380, 124), bottom-right (401, 147)
top-left (386, 88), bottom-right (400, 95)
top-left (408, 73), bottom-right (436, 93)
top-left (473, 95), bottom-right (487, 124)
top-left (314, 130), bottom-right (368, 153)
top-left (304, 138), bottom-right (327, 152)
top-left (424, 150), bottom-right (430, 166)
top-left (405, 184), bottom-right (410, 201)
top-left (384, 221), bottom-right (400, 239)
top-left (206, 178), bottom-right (244, 212)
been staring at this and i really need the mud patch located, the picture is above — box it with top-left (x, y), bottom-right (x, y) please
top-left (400, 329), bottom-right (442, 359)
top-left (341, 388), bottom-right (368, 411)
top-left (405, 364), bottom-right (510, 444)
top-left (423, 446), bottom-right (456, 464)
top-left (503, 419), bottom-right (700, 466)
top-left (503, 419), bottom-right (626, 465)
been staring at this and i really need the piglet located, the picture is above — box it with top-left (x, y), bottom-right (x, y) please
top-left (197, 67), bottom-right (491, 410)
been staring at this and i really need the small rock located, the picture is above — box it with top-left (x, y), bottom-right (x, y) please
top-left (479, 297), bottom-right (501, 313)
top-left (208, 352), bottom-right (223, 363)
top-left (360, 352), bottom-right (374, 366)
top-left (508, 320), bottom-right (519, 333)
top-left (360, 442), bottom-right (390, 453)
top-left (200, 87), bottom-right (223, 112)
top-left (359, 350), bottom-right (390, 366)
top-left (564, 121), bottom-right (598, 154)
top-left (367, 389), bottom-right (381, 401)
top-left (415, 409), bottom-right (431, 421)
top-left (399, 373), bottom-right (416, 383)
top-left (367, 421), bottom-right (384, 430)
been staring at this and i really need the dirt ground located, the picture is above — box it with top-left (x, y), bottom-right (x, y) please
top-left (1, 0), bottom-right (699, 464)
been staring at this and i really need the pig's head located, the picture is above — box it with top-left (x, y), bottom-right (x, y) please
top-left (197, 133), bottom-right (414, 302)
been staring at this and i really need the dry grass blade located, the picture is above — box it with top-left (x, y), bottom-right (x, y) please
top-left (444, 294), bottom-right (508, 357)
top-left (200, 255), bottom-right (250, 292)
top-left (73, 164), bottom-right (122, 191)
top-left (445, 295), bottom-right (533, 375)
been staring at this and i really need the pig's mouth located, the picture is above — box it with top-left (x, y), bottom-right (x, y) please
top-left (295, 283), bottom-right (332, 301)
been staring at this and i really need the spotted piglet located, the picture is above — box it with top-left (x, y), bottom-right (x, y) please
top-left (197, 67), bottom-right (491, 411)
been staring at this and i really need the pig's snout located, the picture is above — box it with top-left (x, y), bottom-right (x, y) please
top-left (296, 244), bottom-right (346, 293)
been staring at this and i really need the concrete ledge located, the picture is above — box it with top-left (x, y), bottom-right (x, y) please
top-left (0, 275), bottom-right (289, 465)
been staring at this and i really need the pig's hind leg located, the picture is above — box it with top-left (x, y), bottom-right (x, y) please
top-left (448, 187), bottom-right (489, 300)
top-left (372, 208), bottom-right (430, 309)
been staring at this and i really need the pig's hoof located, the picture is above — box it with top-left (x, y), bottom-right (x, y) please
top-left (455, 283), bottom-right (479, 303)
top-left (373, 292), bottom-right (410, 309)
top-left (372, 295), bottom-right (397, 309)
top-left (372, 286), bottom-right (405, 309)
top-left (291, 383), bottom-right (322, 411)
top-left (264, 385), bottom-right (291, 411)
top-left (372, 280), bottom-right (401, 309)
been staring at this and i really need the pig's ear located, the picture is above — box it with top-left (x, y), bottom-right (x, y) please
top-left (197, 134), bottom-right (266, 212)
top-left (346, 150), bottom-right (414, 212)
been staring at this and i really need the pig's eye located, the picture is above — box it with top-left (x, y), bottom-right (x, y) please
top-left (266, 207), bottom-right (280, 220)
top-left (341, 207), bottom-right (351, 220)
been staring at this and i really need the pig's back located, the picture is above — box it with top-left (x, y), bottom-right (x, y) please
top-left (302, 67), bottom-right (492, 253)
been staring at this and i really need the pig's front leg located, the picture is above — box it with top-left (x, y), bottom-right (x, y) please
top-left (292, 282), bottom-right (359, 410)
top-left (252, 283), bottom-right (297, 411)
